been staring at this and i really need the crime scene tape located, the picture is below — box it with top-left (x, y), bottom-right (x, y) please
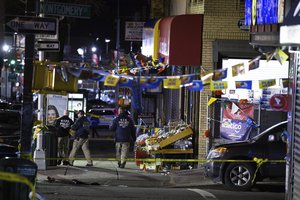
top-left (0, 171), bottom-right (36, 200)
top-left (35, 156), bottom-right (286, 163)
top-left (68, 110), bottom-right (113, 121)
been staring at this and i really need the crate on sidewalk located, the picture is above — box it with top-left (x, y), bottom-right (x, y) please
top-left (135, 149), bottom-right (149, 166)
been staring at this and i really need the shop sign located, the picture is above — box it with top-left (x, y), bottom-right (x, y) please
top-left (125, 21), bottom-right (145, 41)
top-left (269, 94), bottom-right (289, 112)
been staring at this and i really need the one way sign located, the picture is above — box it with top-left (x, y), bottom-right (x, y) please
top-left (6, 16), bottom-right (57, 35)
top-left (36, 40), bottom-right (60, 52)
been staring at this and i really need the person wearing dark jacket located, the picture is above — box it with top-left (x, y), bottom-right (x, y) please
top-left (55, 110), bottom-right (73, 165)
top-left (110, 107), bottom-right (136, 168)
top-left (68, 110), bottom-right (93, 166)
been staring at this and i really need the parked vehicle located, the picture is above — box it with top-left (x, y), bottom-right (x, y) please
top-left (204, 121), bottom-right (287, 191)
top-left (0, 110), bottom-right (21, 147)
top-left (0, 143), bottom-right (18, 158)
top-left (87, 108), bottom-right (115, 128)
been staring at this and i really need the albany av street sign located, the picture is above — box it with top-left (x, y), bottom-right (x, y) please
top-left (6, 16), bottom-right (57, 35)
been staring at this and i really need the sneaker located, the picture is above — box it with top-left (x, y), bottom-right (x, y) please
top-left (57, 160), bottom-right (62, 165)
top-left (119, 162), bottom-right (126, 168)
top-left (86, 163), bottom-right (93, 167)
top-left (117, 161), bottom-right (121, 167)
top-left (63, 161), bottom-right (70, 166)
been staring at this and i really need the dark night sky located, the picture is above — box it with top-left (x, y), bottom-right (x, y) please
top-left (4, 0), bottom-right (151, 59)
top-left (69, 0), bottom-right (150, 54)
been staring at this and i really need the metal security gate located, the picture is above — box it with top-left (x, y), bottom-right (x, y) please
top-left (164, 66), bottom-right (182, 123)
top-left (288, 52), bottom-right (300, 200)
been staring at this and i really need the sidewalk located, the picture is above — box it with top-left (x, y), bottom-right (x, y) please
top-left (36, 160), bottom-right (213, 188)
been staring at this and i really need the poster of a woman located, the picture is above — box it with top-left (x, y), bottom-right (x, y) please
top-left (47, 105), bottom-right (59, 125)
top-left (47, 95), bottom-right (68, 125)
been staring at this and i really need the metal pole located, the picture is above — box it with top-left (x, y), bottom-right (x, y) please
top-left (20, 0), bottom-right (37, 159)
top-left (106, 42), bottom-right (108, 56)
top-left (33, 0), bottom-right (46, 170)
top-left (116, 0), bottom-right (120, 69)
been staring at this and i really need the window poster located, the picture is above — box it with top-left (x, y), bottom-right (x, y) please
top-left (47, 94), bottom-right (68, 125)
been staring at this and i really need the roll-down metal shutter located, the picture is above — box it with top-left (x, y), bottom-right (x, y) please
top-left (289, 53), bottom-right (300, 200)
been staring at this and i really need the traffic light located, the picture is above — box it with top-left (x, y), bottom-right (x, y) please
top-left (9, 59), bottom-right (16, 66)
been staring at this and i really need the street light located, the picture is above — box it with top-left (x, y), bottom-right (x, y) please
top-left (77, 47), bottom-right (85, 62)
top-left (2, 44), bottom-right (10, 52)
top-left (91, 46), bottom-right (97, 53)
top-left (105, 39), bottom-right (110, 56)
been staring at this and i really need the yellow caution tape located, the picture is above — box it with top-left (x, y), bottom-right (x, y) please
top-left (20, 152), bottom-right (33, 161)
top-left (86, 113), bottom-right (112, 121)
top-left (0, 171), bottom-right (36, 200)
top-left (68, 110), bottom-right (113, 121)
top-left (35, 157), bottom-right (285, 164)
top-left (252, 157), bottom-right (268, 184)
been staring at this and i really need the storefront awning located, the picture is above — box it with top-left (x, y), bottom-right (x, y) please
top-left (158, 14), bottom-right (203, 66)
top-left (142, 19), bottom-right (160, 59)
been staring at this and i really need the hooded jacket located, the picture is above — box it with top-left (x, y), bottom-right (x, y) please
top-left (109, 112), bottom-right (136, 142)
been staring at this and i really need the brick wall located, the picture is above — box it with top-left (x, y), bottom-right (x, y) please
top-left (188, 0), bottom-right (250, 159)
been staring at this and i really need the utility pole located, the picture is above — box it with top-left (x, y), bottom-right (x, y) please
top-left (20, 0), bottom-right (37, 159)
top-left (116, 0), bottom-right (120, 69)
top-left (33, 0), bottom-right (46, 170)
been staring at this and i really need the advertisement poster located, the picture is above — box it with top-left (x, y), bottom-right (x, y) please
top-left (220, 102), bottom-right (254, 141)
top-left (47, 94), bottom-right (68, 125)
top-left (222, 102), bottom-right (254, 120)
top-left (220, 119), bottom-right (253, 141)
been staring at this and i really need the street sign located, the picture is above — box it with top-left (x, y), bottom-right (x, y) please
top-left (35, 33), bottom-right (58, 40)
top-left (40, 2), bottom-right (91, 19)
top-left (6, 16), bottom-right (57, 35)
top-left (125, 21), bottom-right (145, 41)
top-left (36, 40), bottom-right (60, 52)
